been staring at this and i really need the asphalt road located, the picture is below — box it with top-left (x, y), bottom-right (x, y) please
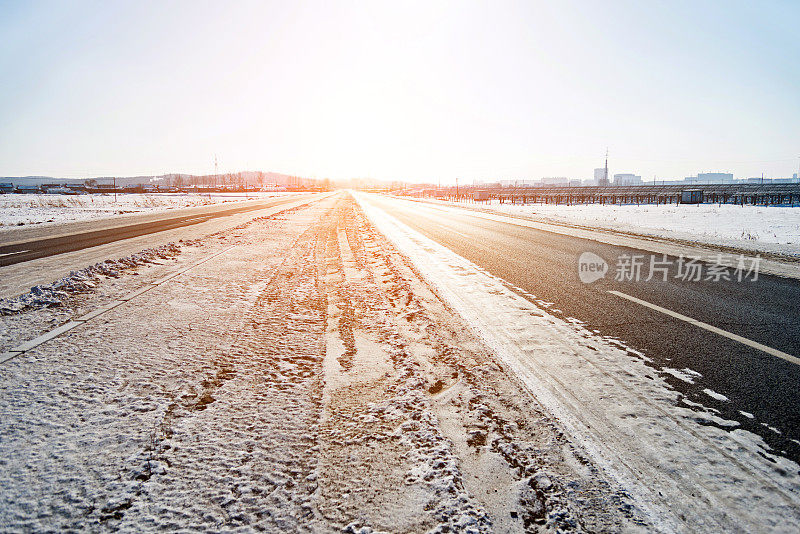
top-left (367, 194), bottom-right (800, 463)
top-left (0, 195), bottom-right (314, 266)
top-left (0, 194), bottom-right (327, 299)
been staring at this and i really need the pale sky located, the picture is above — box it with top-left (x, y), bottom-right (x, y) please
top-left (1, 0), bottom-right (798, 182)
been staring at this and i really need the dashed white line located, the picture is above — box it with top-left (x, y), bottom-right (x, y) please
top-left (608, 289), bottom-right (800, 366)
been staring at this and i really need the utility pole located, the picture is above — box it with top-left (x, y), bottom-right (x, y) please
top-left (455, 177), bottom-right (459, 201)
top-left (213, 154), bottom-right (218, 199)
top-left (113, 176), bottom-right (116, 203)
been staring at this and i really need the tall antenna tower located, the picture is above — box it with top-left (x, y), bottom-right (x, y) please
top-left (603, 148), bottom-right (609, 186)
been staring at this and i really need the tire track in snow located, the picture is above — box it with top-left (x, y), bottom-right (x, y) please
top-left (356, 192), bottom-right (800, 533)
top-left (314, 197), bottom-right (642, 532)
top-left (314, 199), bottom-right (493, 532)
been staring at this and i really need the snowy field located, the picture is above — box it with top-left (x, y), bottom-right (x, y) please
top-left (441, 200), bottom-right (800, 257)
top-left (0, 192), bottom-right (304, 228)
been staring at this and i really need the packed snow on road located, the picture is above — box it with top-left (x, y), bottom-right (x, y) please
top-left (1, 193), bottom-right (798, 532)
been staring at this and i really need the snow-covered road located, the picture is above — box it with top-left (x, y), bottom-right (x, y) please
top-left (0, 194), bottom-right (326, 300)
top-left (3, 191), bottom-right (798, 532)
top-left (0, 195), bottom-right (639, 532)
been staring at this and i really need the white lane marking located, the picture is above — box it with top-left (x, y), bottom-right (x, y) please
top-left (1, 244), bottom-right (237, 366)
top-left (608, 289), bottom-right (800, 366)
top-left (0, 351), bottom-right (24, 364)
top-left (0, 250), bottom-right (29, 258)
top-left (0, 195), bottom-right (332, 364)
top-left (0, 195), bottom-right (330, 364)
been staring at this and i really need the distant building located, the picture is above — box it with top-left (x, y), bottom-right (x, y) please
top-left (15, 184), bottom-right (40, 193)
top-left (594, 168), bottom-right (607, 185)
top-left (261, 183), bottom-right (288, 191)
top-left (541, 177), bottom-right (570, 186)
top-left (697, 172), bottom-right (733, 183)
top-left (499, 179), bottom-right (538, 187)
top-left (613, 173), bottom-right (642, 186)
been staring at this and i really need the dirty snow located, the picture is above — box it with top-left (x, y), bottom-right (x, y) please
top-left (0, 242), bottom-right (189, 315)
top-left (358, 192), bottom-right (800, 532)
top-left (0, 194), bottom-right (641, 532)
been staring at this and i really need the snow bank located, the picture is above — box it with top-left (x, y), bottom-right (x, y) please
top-left (0, 242), bottom-right (190, 315)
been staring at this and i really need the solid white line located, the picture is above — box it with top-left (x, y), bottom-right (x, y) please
top-left (0, 196), bottom-right (329, 365)
top-left (12, 321), bottom-right (83, 352)
top-left (608, 289), bottom-right (800, 366)
top-left (2, 244), bottom-right (238, 365)
top-left (0, 351), bottom-right (24, 364)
